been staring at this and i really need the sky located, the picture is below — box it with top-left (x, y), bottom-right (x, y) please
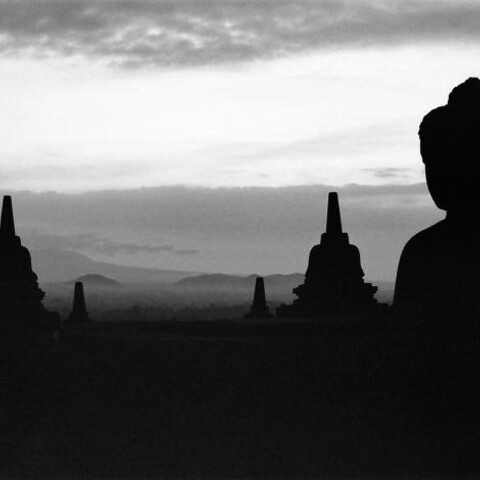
top-left (0, 0), bottom-right (477, 279)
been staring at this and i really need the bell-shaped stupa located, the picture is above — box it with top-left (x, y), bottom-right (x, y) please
top-left (0, 195), bottom-right (59, 336)
top-left (245, 277), bottom-right (273, 319)
top-left (65, 282), bottom-right (91, 324)
top-left (277, 192), bottom-right (380, 318)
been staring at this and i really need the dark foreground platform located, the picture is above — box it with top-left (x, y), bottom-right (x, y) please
top-left (2, 319), bottom-right (480, 479)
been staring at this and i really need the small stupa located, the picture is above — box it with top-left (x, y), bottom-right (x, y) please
top-left (65, 282), bottom-right (91, 324)
top-left (277, 192), bottom-right (380, 318)
top-left (245, 277), bottom-right (273, 319)
top-left (0, 195), bottom-right (59, 336)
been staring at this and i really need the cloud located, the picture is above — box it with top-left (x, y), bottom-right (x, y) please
top-left (0, 0), bottom-right (479, 67)
top-left (94, 240), bottom-right (199, 256)
top-left (362, 167), bottom-right (413, 179)
top-left (21, 231), bottom-right (199, 256)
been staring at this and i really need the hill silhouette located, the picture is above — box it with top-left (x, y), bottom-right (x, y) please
top-left (31, 249), bottom-right (196, 284)
top-left (67, 274), bottom-right (123, 288)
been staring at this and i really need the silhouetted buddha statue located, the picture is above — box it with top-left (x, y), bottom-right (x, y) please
top-left (244, 277), bottom-right (273, 319)
top-left (394, 78), bottom-right (480, 324)
top-left (0, 195), bottom-right (59, 339)
top-left (277, 192), bottom-right (379, 318)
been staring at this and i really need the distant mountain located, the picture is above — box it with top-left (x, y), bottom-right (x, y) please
top-left (32, 249), bottom-right (396, 305)
top-left (31, 249), bottom-right (197, 284)
top-left (176, 273), bottom-right (304, 300)
top-left (68, 274), bottom-right (123, 288)
top-left (177, 273), bottom-right (261, 289)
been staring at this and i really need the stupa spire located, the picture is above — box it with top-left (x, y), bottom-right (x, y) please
top-left (325, 192), bottom-right (342, 235)
top-left (0, 194), bottom-right (59, 346)
top-left (245, 277), bottom-right (273, 319)
top-left (73, 282), bottom-right (87, 316)
top-left (66, 282), bottom-right (91, 324)
top-left (0, 195), bottom-right (16, 237)
top-left (253, 277), bottom-right (267, 309)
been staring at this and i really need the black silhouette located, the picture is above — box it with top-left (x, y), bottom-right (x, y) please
top-left (277, 192), bottom-right (380, 318)
top-left (244, 276), bottom-right (273, 319)
top-left (0, 195), bottom-right (58, 341)
top-left (394, 77), bottom-right (480, 323)
top-left (65, 281), bottom-right (92, 324)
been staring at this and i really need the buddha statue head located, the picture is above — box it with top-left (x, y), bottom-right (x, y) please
top-left (419, 77), bottom-right (480, 214)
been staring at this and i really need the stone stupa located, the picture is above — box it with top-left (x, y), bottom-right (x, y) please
top-left (277, 192), bottom-right (381, 318)
top-left (0, 195), bottom-right (59, 338)
top-left (244, 277), bottom-right (273, 319)
top-left (65, 282), bottom-right (91, 324)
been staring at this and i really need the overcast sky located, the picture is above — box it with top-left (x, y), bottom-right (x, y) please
top-left (0, 0), bottom-right (475, 277)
